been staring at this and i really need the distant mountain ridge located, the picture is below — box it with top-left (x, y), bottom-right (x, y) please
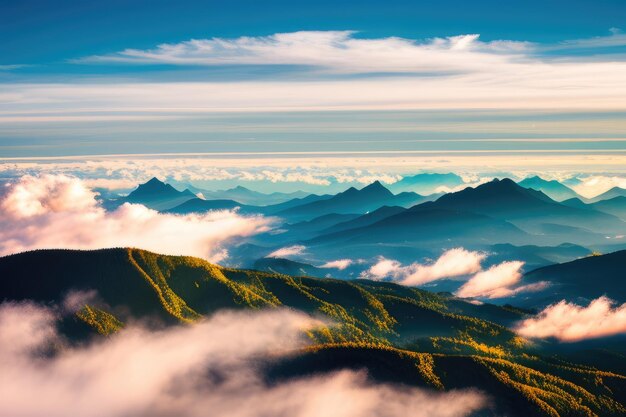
top-left (518, 175), bottom-right (580, 201)
top-left (118, 177), bottom-right (196, 210)
top-left (277, 181), bottom-right (426, 220)
top-left (388, 172), bottom-right (464, 194)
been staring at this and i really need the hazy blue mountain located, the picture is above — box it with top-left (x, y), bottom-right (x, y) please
top-left (318, 205), bottom-right (406, 235)
top-left (518, 175), bottom-right (580, 201)
top-left (589, 196), bottom-right (626, 220)
top-left (166, 198), bottom-right (253, 214)
top-left (560, 197), bottom-right (589, 209)
top-left (310, 206), bottom-right (529, 247)
top-left (388, 172), bottom-right (464, 194)
top-left (285, 213), bottom-right (360, 235)
top-left (115, 177), bottom-right (197, 211)
top-left (589, 186), bottom-right (626, 203)
top-left (252, 257), bottom-right (330, 277)
top-left (562, 196), bottom-right (626, 221)
top-left (185, 184), bottom-right (310, 206)
top-left (515, 250), bottom-right (626, 307)
top-left (427, 178), bottom-right (624, 234)
top-left (277, 181), bottom-right (425, 220)
top-left (260, 193), bottom-right (334, 213)
top-left (488, 242), bottom-right (591, 270)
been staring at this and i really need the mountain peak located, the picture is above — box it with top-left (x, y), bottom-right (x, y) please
top-left (146, 177), bottom-right (164, 185)
top-left (128, 177), bottom-right (183, 200)
top-left (361, 180), bottom-right (392, 195)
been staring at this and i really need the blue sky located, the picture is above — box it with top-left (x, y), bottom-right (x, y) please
top-left (1, 0), bottom-right (626, 160)
top-left (3, 0), bottom-right (626, 65)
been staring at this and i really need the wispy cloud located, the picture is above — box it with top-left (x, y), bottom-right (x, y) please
top-left (79, 31), bottom-right (528, 74)
top-left (550, 28), bottom-right (626, 51)
top-left (267, 245), bottom-right (306, 258)
top-left (516, 296), bottom-right (626, 341)
top-left (0, 302), bottom-right (487, 417)
top-left (320, 259), bottom-right (353, 270)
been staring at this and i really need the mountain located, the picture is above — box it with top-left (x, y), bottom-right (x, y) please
top-left (427, 178), bottom-right (624, 235)
top-left (318, 205), bottom-right (406, 235)
top-left (310, 206), bottom-right (529, 247)
top-left (388, 172), bottom-right (464, 194)
top-left (277, 181), bottom-right (425, 220)
top-left (488, 242), bottom-right (591, 270)
top-left (1, 248), bottom-right (624, 417)
top-left (518, 176), bottom-right (580, 201)
top-left (166, 198), bottom-right (252, 214)
top-left (252, 257), bottom-right (330, 277)
top-left (284, 213), bottom-right (360, 235)
top-left (188, 184), bottom-right (310, 206)
top-left (588, 196), bottom-right (626, 220)
top-left (589, 186), bottom-right (626, 203)
top-left (562, 196), bottom-right (626, 221)
top-left (521, 250), bottom-right (626, 306)
top-left (119, 177), bottom-right (196, 210)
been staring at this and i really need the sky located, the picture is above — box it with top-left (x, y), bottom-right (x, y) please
top-left (1, 0), bottom-right (626, 167)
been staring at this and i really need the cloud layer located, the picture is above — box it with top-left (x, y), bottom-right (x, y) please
top-left (0, 175), bottom-right (269, 261)
top-left (516, 296), bottom-right (626, 341)
top-left (0, 302), bottom-right (487, 417)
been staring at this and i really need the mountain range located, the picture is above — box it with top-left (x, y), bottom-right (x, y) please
top-left (1, 247), bottom-right (624, 417)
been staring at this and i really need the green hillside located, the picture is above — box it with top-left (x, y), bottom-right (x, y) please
top-left (0, 248), bottom-right (624, 417)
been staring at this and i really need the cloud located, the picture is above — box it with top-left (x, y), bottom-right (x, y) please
top-left (320, 259), bottom-right (353, 270)
top-left (0, 175), bottom-right (270, 262)
top-left (516, 297), bottom-right (626, 342)
top-left (0, 302), bottom-right (487, 417)
top-left (551, 28), bottom-right (626, 51)
top-left (363, 248), bottom-right (485, 285)
top-left (267, 245), bottom-right (306, 258)
top-left (456, 261), bottom-right (524, 298)
top-left (363, 249), bottom-right (547, 299)
top-left (569, 175), bottom-right (626, 198)
top-left (79, 31), bottom-right (527, 74)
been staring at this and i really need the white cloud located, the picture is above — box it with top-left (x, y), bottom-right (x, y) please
top-left (516, 297), bottom-right (626, 342)
top-left (0, 175), bottom-right (270, 262)
top-left (551, 28), bottom-right (626, 51)
top-left (456, 261), bottom-right (525, 299)
top-left (363, 248), bottom-right (485, 285)
top-left (569, 175), bottom-right (626, 198)
top-left (320, 259), bottom-right (353, 270)
top-left (0, 302), bottom-right (487, 417)
top-left (80, 31), bottom-right (527, 75)
top-left (267, 245), bottom-right (306, 258)
top-left (2, 31), bottom-right (623, 118)
top-left (363, 249), bottom-right (548, 299)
